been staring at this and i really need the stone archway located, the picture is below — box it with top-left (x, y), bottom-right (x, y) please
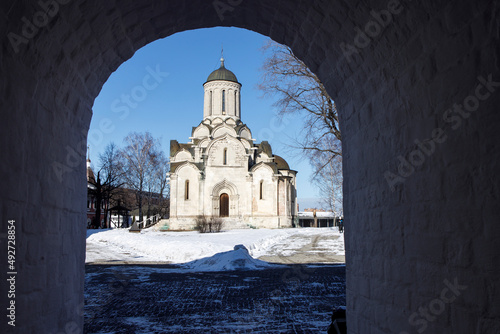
top-left (1, 1), bottom-right (499, 333)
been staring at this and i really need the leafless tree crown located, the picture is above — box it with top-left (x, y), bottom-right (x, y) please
top-left (259, 40), bottom-right (343, 212)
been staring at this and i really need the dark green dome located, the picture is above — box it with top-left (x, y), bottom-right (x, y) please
top-left (206, 58), bottom-right (238, 83)
top-left (273, 155), bottom-right (290, 170)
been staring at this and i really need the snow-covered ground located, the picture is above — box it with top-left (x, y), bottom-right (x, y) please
top-left (181, 244), bottom-right (279, 271)
top-left (86, 227), bottom-right (345, 269)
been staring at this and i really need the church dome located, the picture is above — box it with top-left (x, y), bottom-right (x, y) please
top-left (206, 57), bottom-right (238, 83)
top-left (273, 155), bottom-right (290, 170)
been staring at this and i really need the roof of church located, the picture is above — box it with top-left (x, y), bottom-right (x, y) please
top-left (273, 155), bottom-right (290, 170)
top-left (257, 141), bottom-right (273, 156)
top-left (170, 140), bottom-right (192, 157)
top-left (170, 161), bottom-right (204, 174)
top-left (87, 159), bottom-right (96, 184)
top-left (206, 58), bottom-right (238, 83)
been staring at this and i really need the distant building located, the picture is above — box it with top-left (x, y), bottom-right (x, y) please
top-left (168, 56), bottom-right (297, 229)
top-left (303, 208), bottom-right (326, 212)
top-left (87, 159), bottom-right (167, 228)
top-left (298, 210), bottom-right (342, 228)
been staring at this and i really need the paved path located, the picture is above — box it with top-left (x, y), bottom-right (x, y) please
top-left (258, 233), bottom-right (345, 264)
top-left (84, 264), bottom-right (346, 333)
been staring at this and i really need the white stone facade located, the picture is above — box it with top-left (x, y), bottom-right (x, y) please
top-left (169, 59), bottom-right (297, 229)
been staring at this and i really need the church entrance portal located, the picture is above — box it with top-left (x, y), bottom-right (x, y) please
top-left (220, 193), bottom-right (229, 217)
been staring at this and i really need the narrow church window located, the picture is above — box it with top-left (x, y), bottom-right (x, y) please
top-left (234, 91), bottom-right (237, 114)
top-left (185, 180), bottom-right (190, 200)
top-left (260, 181), bottom-right (263, 200)
top-left (223, 148), bottom-right (227, 165)
top-left (209, 91), bottom-right (213, 114)
top-left (222, 90), bottom-right (226, 114)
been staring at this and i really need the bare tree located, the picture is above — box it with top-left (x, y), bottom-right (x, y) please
top-left (259, 40), bottom-right (343, 207)
top-left (145, 150), bottom-right (169, 218)
top-left (99, 142), bottom-right (124, 227)
top-left (153, 155), bottom-right (170, 218)
top-left (313, 153), bottom-right (343, 216)
top-left (120, 132), bottom-right (162, 222)
top-left (88, 142), bottom-right (123, 228)
top-left (259, 40), bottom-right (341, 161)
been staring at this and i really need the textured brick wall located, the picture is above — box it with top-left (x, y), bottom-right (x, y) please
top-left (0, 0), bottom-right (498, 333)
top-left (332, 1), bottom-right (500, 333)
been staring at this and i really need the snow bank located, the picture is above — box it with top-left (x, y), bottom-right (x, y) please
top-left (181, 245), bottom-right (279, 271)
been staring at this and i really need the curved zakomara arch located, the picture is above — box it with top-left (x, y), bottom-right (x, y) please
top-left (192, 123), bottom-right (211, 138)
top-left (250, 161), bottom-right (277, 175)
top-left (212, 179), bottom-right (238, 197)
top-left (205, 134), bottom-right (247, 166)
top-left (212, 123), bottom-right (238, 138)
top-left (175, 161), bottom-right (200, 174)
top-left (173, 149), bottom-right (194, 162)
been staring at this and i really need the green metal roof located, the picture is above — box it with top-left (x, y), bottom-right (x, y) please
top-left (206, 58), bottom-right (238, 83)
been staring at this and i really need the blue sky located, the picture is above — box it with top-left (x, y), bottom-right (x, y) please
top-left (89, 27), bottom-right (322, 208)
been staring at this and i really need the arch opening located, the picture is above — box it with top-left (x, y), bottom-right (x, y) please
top-left (2, 1), bottom-right (497, 334)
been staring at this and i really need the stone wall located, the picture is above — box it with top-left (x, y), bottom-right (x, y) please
top-left (0, 0), bottom-right (498, 333)
top-left (334, 2), bottom-right (500, 333)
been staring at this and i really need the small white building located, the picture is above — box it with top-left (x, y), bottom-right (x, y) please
top-left (168, 57), bottom-right (297, 229)
top-left (297, 211), bottom-right (341, 228)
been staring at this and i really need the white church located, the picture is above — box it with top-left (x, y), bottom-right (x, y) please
top-left (168, 57), bottom-right (297, 230)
